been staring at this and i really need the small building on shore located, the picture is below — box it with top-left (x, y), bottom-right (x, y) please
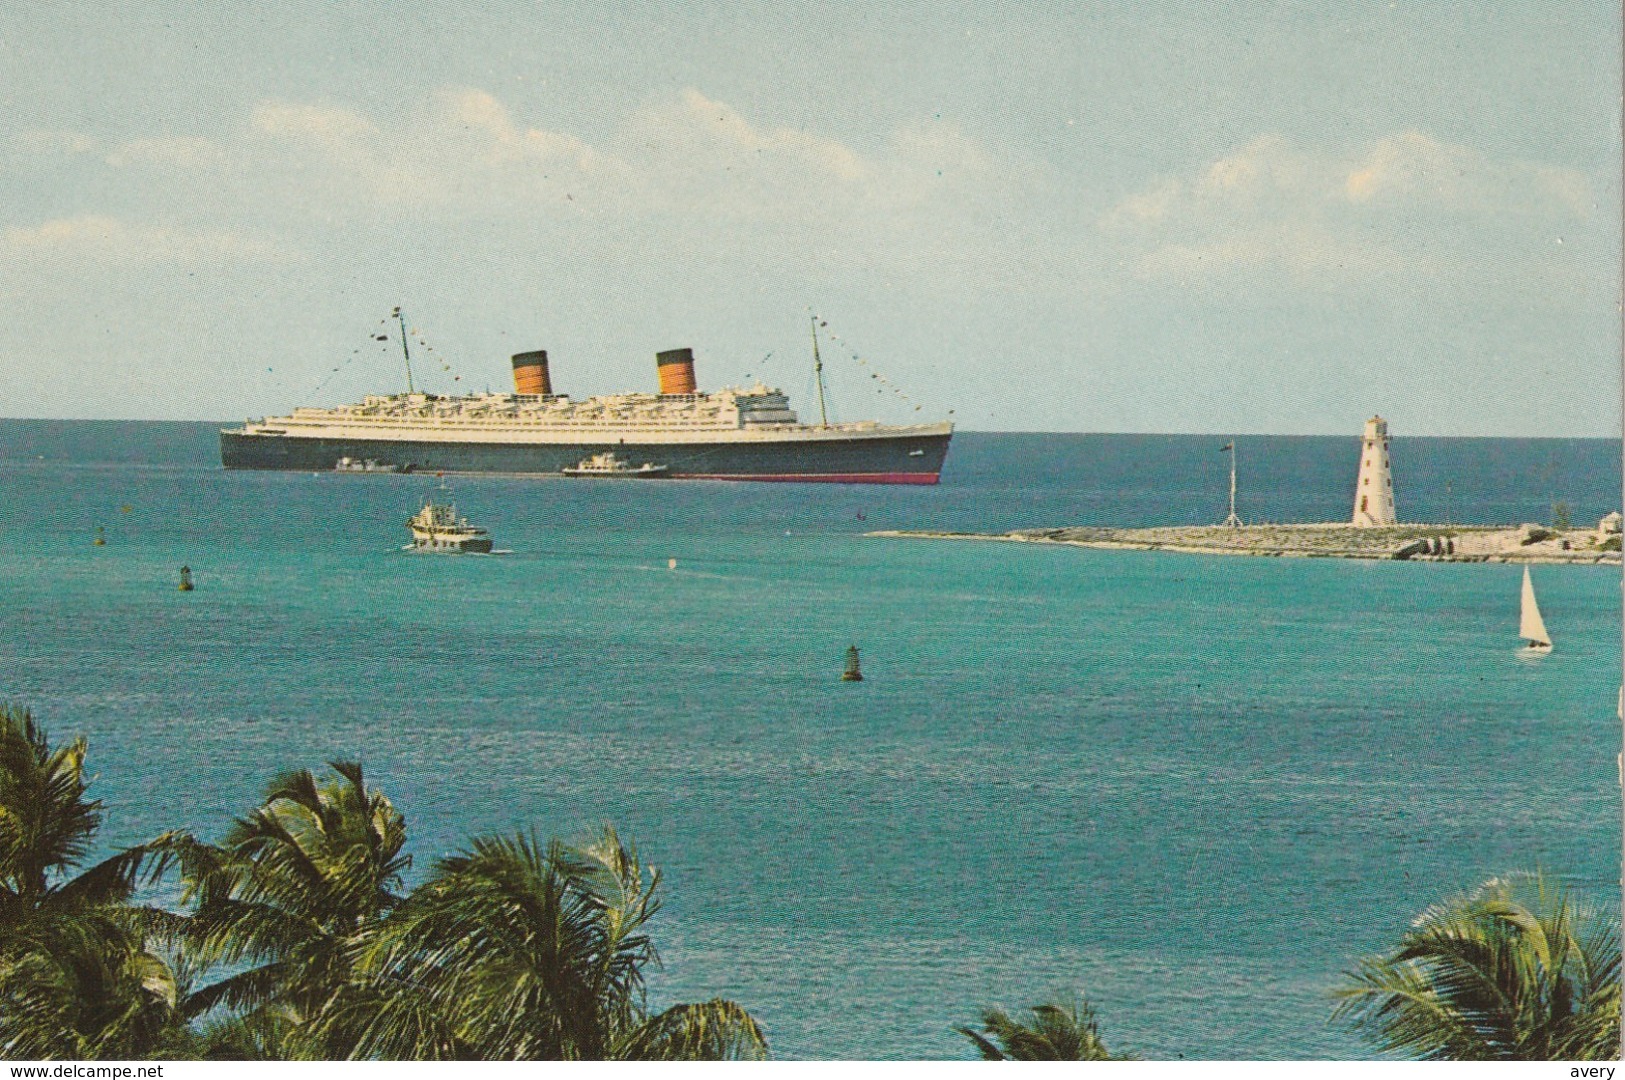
top-left (1352, 416), bottom-right (1397, 526)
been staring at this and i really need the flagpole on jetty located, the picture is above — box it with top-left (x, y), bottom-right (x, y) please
top-left (1222, 441), bottom-right (1241, 527)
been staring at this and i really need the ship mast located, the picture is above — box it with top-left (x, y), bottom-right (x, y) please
top-left (810, 315), bottom-right (830, 429)
top-left (396, 307), bottom-right (416, 394)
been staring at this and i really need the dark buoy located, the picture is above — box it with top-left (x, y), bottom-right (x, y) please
top-left (841, 644), bottom-right (863, 682)
top-left (178, 565), bottom-right (194, 592)
top-left (93, 526), bottom-right (105, 546)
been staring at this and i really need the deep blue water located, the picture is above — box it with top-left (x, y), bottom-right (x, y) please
top-left (0, 421), bottom-right (1619, 1059)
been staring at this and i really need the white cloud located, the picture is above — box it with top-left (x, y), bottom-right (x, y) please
top-left (3, 214), bottom-right (295, 267)
top-left (241, 90), bottom-right (632, 213)
top-left (247, 100), bottom-right (410, 200)
top-left (8, 88), bottom-right (1052, 290)
top-left (437, 88), bottom-right (600, 170)
top-left (1099, 136), bottom-right (1311, 238)
top-left (1102, 132), bottom-right (1598, 286)
top-left (1196, 135), bottom-right (1309, 201)
top-left (890, 121), bottom-right (992, 174)
top-left (5, 129), bottom-right (98, 161)
top-left (251, 101), bottom-right (378, 143)
top-left (1104, 178), bottom-right (1179, 226)
top-left (639, 87), bottom-right (870, 182)
top-left (1134, 225), bottom-right (1409, 281)
top-left (218, 85), bottom-right (1047, 280)
top-left (1343, 130), bottom-right (1592, 214)
top-left (234, 85), bottom-right (1039, 226)
top-left (105, 136), bottom-right (229, 169)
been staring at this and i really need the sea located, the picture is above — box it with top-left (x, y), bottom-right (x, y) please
top-left (0, 421), bottom-right (1620, 1060)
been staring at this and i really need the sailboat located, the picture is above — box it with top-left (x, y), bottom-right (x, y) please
top-left (1520, 566), bottom-right (1552, 653)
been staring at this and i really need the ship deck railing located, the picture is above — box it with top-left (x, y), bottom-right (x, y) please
top-left (252, 415), bottom-right (911, 434)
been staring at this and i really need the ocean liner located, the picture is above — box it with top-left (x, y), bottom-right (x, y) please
top-left (220, 316), bottom-right (952, 484)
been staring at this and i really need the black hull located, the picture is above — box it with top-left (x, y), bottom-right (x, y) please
top-left (221, 430), bottom-right (950, 484)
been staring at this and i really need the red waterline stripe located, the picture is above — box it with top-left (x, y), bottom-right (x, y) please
top-left (681, 472), bottom-right (940, 485)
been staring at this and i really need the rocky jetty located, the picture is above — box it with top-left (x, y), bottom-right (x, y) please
top-left (870, 522), bottom-right (1621, 565)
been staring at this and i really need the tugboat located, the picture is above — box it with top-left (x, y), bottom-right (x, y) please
top-left (407, 489), bottom-right (492, 553)
top-left (562, 451), bottom-right (669, 478)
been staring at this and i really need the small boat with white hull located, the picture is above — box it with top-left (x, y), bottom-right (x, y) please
top-left (562, 452), bottom-right (669, 478)
top-left (407, 490), bottom-right (492, 553)
top-left (336, 456), bottom-right (400, 473)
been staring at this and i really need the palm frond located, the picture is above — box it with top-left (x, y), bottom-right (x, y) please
top-left (0, 706), bottom-right (102, 898)
top-left (1332, 870), bottom-right (1621, 1061)
top-left (612, 999), bottom-right (768, 1061)
top-left (958, 994), bottom-right (1123, 1060)
top-left (953, 1023), bottom-right (1007, 1061)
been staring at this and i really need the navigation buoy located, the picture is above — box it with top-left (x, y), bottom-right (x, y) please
top-left (178, 566), bottom-right (194, 592)
top-left (841, 644), bottom-right (863, 682)
top-left (93, 526), bottom-right (105, 546)
top-left (668, 557), bottom-right (678, 570)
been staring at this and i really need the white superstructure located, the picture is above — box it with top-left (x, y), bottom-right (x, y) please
top-left (237, 385), bottom-right (947, 447)
top-left (1351, 416), bottom-right (1397, 526)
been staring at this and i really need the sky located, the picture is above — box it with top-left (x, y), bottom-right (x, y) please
top-left (1, 0), bottom-right (1619, 435)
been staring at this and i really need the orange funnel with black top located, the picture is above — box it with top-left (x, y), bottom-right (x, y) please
top-left (511, 350), bottom-right (552, 396)
top-left (656, 348), bottom-right (698, 395)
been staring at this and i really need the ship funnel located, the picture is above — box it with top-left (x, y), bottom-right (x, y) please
top-left (511, 350), bottom-right (552, 396)
top-left (656, 348), bottom-right (698, 395)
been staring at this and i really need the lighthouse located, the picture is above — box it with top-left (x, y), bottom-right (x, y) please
top-left (1351, 416), bottom-right (1397, 526)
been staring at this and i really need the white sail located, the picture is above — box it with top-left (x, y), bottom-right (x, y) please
top-left (1520, 567), bottom-right (1551, 648)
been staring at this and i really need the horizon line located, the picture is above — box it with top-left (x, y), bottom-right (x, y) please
top-left (1, 415), bottom-right (1620, 441)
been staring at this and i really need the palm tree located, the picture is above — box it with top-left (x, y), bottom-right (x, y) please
top-left (2, 721), bottom-right (765, 1062)
top-left (158, 761), bottom-right (409, 1058)
top-left (321, 828), bottom-right (767, 1060)
top-left (0, 705), bottom-right (183, 1059)
top-left (1332, 871), bottom-right (1621, 1060)
top-left (957, 994), bottom-right (1128, 1060)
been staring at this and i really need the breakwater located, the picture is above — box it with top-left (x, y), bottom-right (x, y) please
top-left (870, 522), bottom-right (1622, 564)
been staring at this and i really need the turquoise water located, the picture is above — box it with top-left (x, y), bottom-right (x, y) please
top-left (0, 423), bottom-right (1619, 1059)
